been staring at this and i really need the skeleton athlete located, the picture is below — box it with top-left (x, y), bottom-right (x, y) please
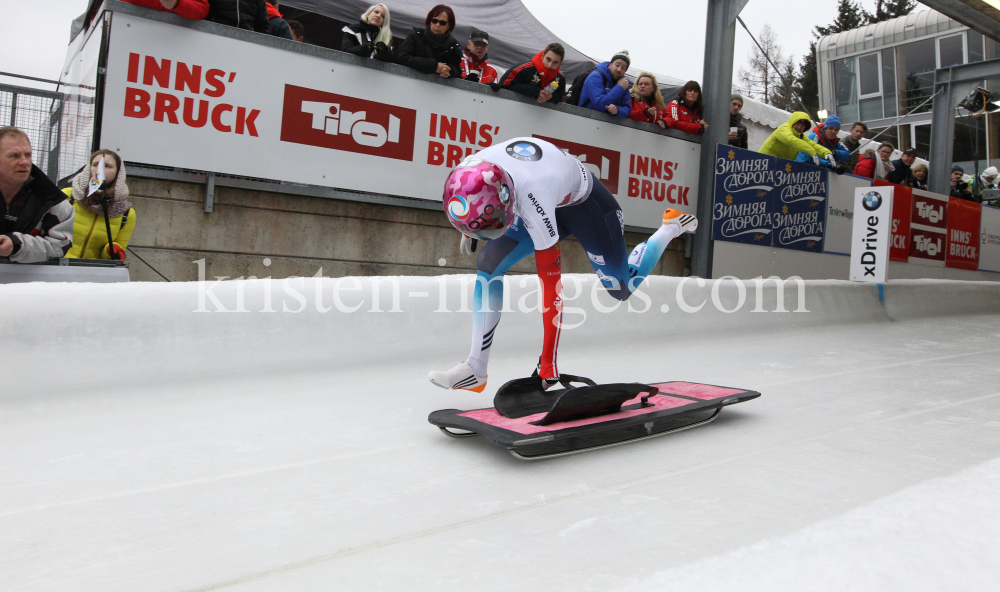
top-left (429, 137), bottom-right (697, 392)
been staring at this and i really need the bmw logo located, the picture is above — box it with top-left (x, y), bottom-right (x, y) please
top-left (499, 184), bottom-right (510, 205)
top-left (506, 141), bottom-right (542, 161)
top-left (862, 191), bottom-right (883, 212)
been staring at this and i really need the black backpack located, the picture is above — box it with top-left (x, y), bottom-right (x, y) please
top-left (565, 68), bottom-right (607, 107)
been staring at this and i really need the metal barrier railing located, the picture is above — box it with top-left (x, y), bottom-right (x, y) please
top-left (0, 83), bottom-right (65, 180)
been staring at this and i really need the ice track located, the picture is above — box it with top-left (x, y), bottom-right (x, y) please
top-left (2, 275), bottom-right (1000, 591)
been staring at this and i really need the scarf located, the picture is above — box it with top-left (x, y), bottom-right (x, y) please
top-left (266, 3), bottom-right (282, 19)
top-left (421, 27), bottom-right (454, 54)
top-left (872, 154), bottom-right (894, 181)
top-left (71, 164), bottom-right (132, 218)
top-left (530, 51), bottom-right (560, 88)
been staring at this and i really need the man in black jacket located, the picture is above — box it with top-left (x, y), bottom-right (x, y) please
top-left (498, 43), bottom-right (567, 103)
top-left (728, 94), bottom-right (748, 149)
top-left (0, 128), bottom-right (74, 263)
top-left (886, 147), bottom-right (918, 186)
top-left (206, 0), bottom-right (269, 33)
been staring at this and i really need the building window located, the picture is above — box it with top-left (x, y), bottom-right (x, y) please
top-left (882, 48), bottom-right (897, 119)
top-left (937, 34), bottom-right (965, 69)
top-left (968, 30), bottom-right (985, 63)
top-left (833, 57), bottom-right (858, 123)
top-left (897, 38), bottom-right (936, 115)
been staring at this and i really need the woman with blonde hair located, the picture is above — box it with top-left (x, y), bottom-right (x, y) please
top-left (629, 72), bottom-right (666, 127)
top-left (65, 149), bottom-right (136, 260)
top-left (342, 3), bottom-right (394, 61)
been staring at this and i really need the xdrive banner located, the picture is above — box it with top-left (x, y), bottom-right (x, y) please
top-left (850, 186), bottom-right (893, 282)
top-left (99, 13), bottom-right (700, 229)
top-left (712, 145), bottom-right (828, 253)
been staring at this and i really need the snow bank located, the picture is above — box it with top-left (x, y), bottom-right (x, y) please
top-left (619, 455), bottom-right (1000, 592)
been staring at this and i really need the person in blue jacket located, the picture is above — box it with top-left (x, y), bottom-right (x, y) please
top-left (796, 115), bottom-right (850, 169)
top-left (579, 50), bottom-right (632, 118)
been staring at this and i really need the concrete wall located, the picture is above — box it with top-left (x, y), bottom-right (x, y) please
top-left (125, 176), bottom-right (688, 282)
top-left (712, 240), bottom-right (1000, 282)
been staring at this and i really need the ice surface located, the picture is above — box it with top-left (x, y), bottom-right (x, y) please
top-left (2, 276), bottom-right (999, 591)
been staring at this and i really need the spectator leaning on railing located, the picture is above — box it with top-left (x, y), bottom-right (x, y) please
top-left (950, 165), bottom-right (976, 202)
top-left (396, 5), bottom-right (462, 79)
top-left (123, 0), bottom-right (209, 19)
top-left (729, 94), bottom-right (748, 149)
top-left (760, 112), bottom-right (832, 163)
top-left (886, 147), bottom-right (918, 186)
top-left (970, 166), bottom-right (999, 201)
top-left (0, 127), bottom-right (73, 263)
top-left (663, 81), bottom-right (707, 135)
top-left (460, 28), bottom-right (497, 84)
top-left (342, 4), bottom-right (394, 61)
top-left (64, 150), bottom-right (136, 261)
top-left (498, 43), bottom-right (566, 103)
top-left (265, 2), bottom-right (292, 39)
top-left (206, 0), bottom-right (269, 33)
top-left (578, 50), bottom-right (632, 118)
top-left (797, 115), bottom-right (849, 173)
top-left (853, 142), bottom-right (894, 181)
top-left (628, 72), bottom-right (666, 127)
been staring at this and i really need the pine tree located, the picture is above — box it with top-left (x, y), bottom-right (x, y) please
top-left (794, 41), bottom-right (820, 116)
top-left (865, 0), bottom-right (918, 24)
top-left (817, 0), bottom-right (867, 36)
top-left (770, 61), bottom-right (800, 112)
top-left (792, 0), bottom-right (867, 117)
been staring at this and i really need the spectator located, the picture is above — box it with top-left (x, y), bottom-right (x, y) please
top-left (628, 72), bottom-right (666, 126)
top-left (206, 0), bottom-right (269, 33)
top-left (0, 127), bottom-right (73, 263)
top-left (796, 115), bottom-right (849, 168)
top-left (760, 112), bottom-right (832, 162)
top-left (886, 147), bottom-right (918, 186)
top-left (971, 166), bottom-right (999, 201)
top-left (396, 5), bottom-right (462, 79)
top-left (265, 2), bottom-right (292, 39)
top-left (287, 19), bottom-right (305, 42)
top-left (341, 4), bottom-right (394, 61)
top-left (911, 163), bottom-right (928, 190)
top-left (854, 142), bottom-right (895, 181)
top-left (842, 121), bottom-right (867, 170)
top-left (460, 28), bottom-right (497, 84)
top-left (579, 50), bottom-right (632, 118)
top-left (498, 43), bottom-right (566, 103)
top-left (663, 81), bottom-right (707, 135)
top-left (949, 165), bottom-right (976, 202)
top-left (65, 150), bottom-right (136, 261)
top-left (123, 0), bottom-right (209, 19)
top-left (729, 94), bottom-right (748, 149)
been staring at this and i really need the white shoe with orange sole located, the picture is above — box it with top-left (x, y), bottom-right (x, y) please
top-left (662, 208), bottom-right (698, 233)
top-left (428, 362), bottom-right (488, 393)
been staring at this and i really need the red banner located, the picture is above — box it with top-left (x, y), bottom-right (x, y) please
top-left (876, 181), bottom-right (911, 262)
top-left (945, 197), bottom-right (982, 270)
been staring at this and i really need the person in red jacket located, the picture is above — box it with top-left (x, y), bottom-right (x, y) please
top-left (663, 81), bottom-right (708, 135)
top-left (628, 72), bottom-right (666, 127)
top-left (460, 28), bottom-right (498, 84)
top-left (123, 0), bottom-right (209, 19)
top-left (853, 142), bottom-right (895, 181)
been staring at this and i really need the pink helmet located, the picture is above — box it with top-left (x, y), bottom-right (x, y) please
top-left (443, 158), bottom-right (515, 240)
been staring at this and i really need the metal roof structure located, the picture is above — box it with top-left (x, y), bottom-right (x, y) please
top-left (817, 9), bottom-right (964, 59)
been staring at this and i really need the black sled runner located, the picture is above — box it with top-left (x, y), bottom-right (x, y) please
top-left (428, 375), bottom-right (760, 460)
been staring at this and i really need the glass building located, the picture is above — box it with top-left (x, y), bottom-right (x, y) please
top-left (817, 9), bottom-right (1000, 173)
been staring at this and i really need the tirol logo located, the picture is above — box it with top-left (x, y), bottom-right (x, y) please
top-left (506, 141), bottom-right (542, 161)
top-left (534, 134), bottom-right (621, 194)
top-left (862, 191), bottom-right (882, 211)
top-left (911, 191), bottom-right (948, 230)
top-left (280, 85), bottom-right (416, 161)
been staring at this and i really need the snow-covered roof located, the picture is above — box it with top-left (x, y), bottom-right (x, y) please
top-left (738, 97), bottom-right (792, 129)
top-left (817, 9), bottom-right (964, 58)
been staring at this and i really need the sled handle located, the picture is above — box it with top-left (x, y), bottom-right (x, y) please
top-left (639, 385), bottom-right (660, 407)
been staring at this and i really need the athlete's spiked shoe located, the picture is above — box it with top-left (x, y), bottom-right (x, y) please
top-left (429, 362), bottom-right (488, 393)
top-left (662, 208), bottom-right (698, 233)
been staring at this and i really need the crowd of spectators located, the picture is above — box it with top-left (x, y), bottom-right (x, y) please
top-left (0, 127), bottom-right (135, 265)
top-left (119, 0), bottom-right (999, 209)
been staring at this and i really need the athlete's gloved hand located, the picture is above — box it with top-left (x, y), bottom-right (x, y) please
top-left (459, 234), bottom-right (478, 256)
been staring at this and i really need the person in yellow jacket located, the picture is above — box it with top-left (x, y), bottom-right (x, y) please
top-left (63, 149), bottom-right (135, 260)
top-left (759, 111), bottom-right (833, 163)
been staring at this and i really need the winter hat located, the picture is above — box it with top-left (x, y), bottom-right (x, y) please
top-left (823, 114), bottom-right (842, 129)
top-left (469, 28), bottom-right (488, 44)
top-left (71, 159), bottom-right (132, 218)
top-left (952, 164), bottom-right (965, 173)
top-left (731, 93), bottom-right (744, 103)
top-left (984, 166), bottom-right (999, 178)
top-left (610, 50), bottom-right (630, 68)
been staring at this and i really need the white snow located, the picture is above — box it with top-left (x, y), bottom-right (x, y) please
top-left (2, 275), bottom-right (1000, 591)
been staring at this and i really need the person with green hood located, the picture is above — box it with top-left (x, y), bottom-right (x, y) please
top-left (759, 111), bottom-right (833, 164)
